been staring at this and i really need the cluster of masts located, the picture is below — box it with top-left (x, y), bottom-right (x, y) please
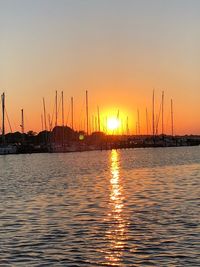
top-left (41, 89), bottom-right (174, 136)
top-left (136, 90), bottom-right (174, 136)
top-left (1, 90), bottom-right (174, 137)
top-left (41, 90), bottom-right (100, 135)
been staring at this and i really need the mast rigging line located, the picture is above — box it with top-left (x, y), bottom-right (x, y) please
top-left (50, 100), bottom-right (56, 131)
top-left (57, 94), bottom-right (62, 126)
top-left (155, 101), bottom-right (162, 135)
top-left (5, 108), bottom-right (12, 133)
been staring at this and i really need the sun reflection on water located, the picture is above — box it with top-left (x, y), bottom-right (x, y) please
top-left (105, 149), bottom-right (127, 265)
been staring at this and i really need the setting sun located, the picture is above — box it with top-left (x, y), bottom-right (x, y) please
top-left (107, 117), bottom-right (120, 131)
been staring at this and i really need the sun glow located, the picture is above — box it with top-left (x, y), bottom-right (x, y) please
top-left (107, 117), bottom-right (120, 131)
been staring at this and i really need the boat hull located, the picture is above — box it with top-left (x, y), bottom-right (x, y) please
top-left (0, 145), bottom-right (17, 155)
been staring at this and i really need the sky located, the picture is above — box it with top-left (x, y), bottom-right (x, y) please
top-left (0, 0), bottom-right (200, 135)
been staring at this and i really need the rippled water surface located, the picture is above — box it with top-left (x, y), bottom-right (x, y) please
top-left (0, 147), bottom-right (200, 266)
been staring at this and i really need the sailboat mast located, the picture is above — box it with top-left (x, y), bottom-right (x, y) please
top-left (97, 106), bottom-right (100, 132)
top-left (146, 108), bottom-right (149, 135)
top-left (116, 110), bottom-right (120, 135)
top-left (61, 91), bottom-right (64, 146)
top-left (43, 98), bottom-right (47, 131)
top-left (162, 91), bottom-right (164, 135)
top-left (61, 91), bottom-right (64, 127)
top-left (137, 109), bottom-right (140, 135)
top-left (92, 115), bottom-right (94, 133)
top-left (126, 116), bottom-right (129, 135)
top-left (1, 92), bottom-right (5, 144)
top-left (86, 90), bottom-right (89, 135)
top-left (71, 97), bottom-right (74, 130)
top-left (152, 90), bottom-right (155, 136)
top-left (171, 99), bottom-right (174, 136)
top-left (135, 121), bottom-right (138, 135)
top-left (55, 90), bottom-right (58, 127)
top-left (21, 109), bottom-right (24, 134)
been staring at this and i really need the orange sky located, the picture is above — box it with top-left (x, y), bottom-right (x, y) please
top-left (1, 0), bottom-right (200, 135)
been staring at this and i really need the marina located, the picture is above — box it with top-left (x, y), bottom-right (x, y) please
top-left (1, 91), bottom-right (200, 155)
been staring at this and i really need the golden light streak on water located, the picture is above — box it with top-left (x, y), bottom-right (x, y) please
top-left (105, 149), bottom-right (127, 265)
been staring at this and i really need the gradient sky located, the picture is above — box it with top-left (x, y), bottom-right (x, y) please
top-left (1, 0), bottom-right (200, 134)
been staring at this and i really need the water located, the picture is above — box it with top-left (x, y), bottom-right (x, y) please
top-left (0, 146), bottom-right (199, 266)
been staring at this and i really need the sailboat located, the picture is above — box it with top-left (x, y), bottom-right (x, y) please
top-left (0, 92), bottom-right (17, 155)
